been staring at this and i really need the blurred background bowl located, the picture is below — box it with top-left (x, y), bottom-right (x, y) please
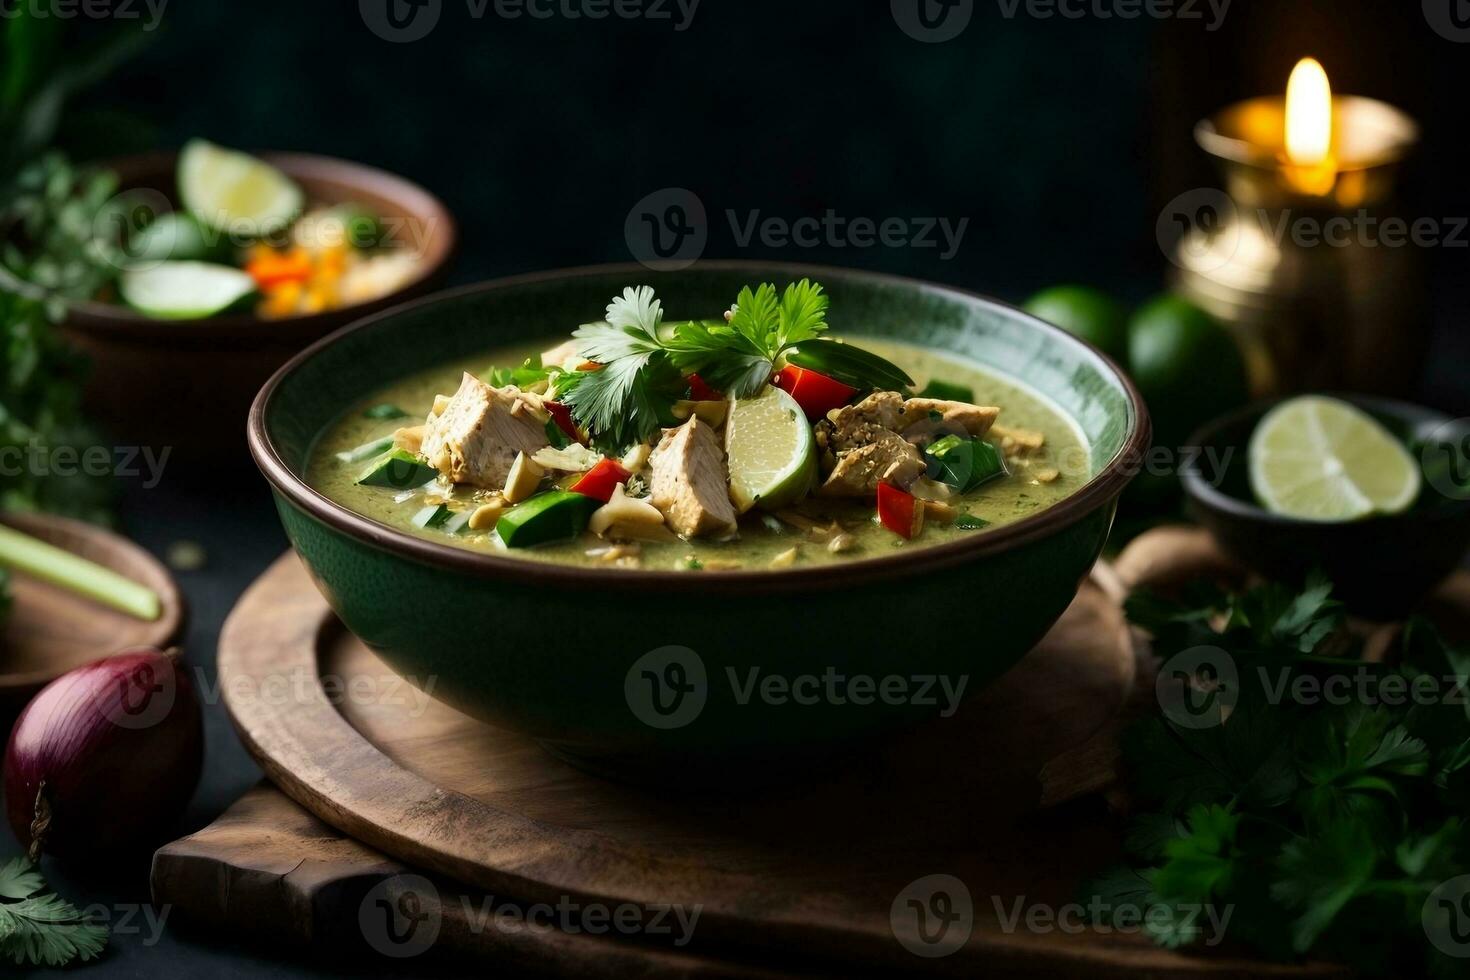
top-left (54, 151), bottom-right (456, 464)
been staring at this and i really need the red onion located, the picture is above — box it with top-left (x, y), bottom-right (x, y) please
top-left (5, 648), bottom-right (202, 862)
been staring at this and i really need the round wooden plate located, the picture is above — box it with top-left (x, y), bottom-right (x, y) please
top-left (1, 512), bottom-right (184, 709)
top-left (219, 553), bottom-right (1160, 973)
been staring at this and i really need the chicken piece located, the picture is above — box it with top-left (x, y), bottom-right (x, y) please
top-left (816, 391), bottom-right (926, 498)
top-left (419, 373), bottom-right (550, 489)
top-left (648, 417), bottom-right (739, 539)
top-left (824, 391), bottom-right (906, 447)
top-left (898, 397), bottom-right (1001, 445)
top-left (819, 430), bottom-right (927, 497)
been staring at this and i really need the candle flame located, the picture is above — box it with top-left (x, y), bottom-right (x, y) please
top-left (1285, 58), bottom-right (1333, 166)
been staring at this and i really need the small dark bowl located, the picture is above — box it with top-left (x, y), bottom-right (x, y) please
top-left (22, 151), bottom-right (456, 464)
top-left (1182, 396), bottom-right (1470, 619)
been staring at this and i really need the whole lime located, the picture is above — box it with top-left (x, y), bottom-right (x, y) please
top-left (1127, 294), bottom-right (1249, 450)
top-left (1023, 285), bottom-right (1128, 362)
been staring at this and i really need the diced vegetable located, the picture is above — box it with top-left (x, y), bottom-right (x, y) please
top-left (363, 404), bottom-right (409, 421)
top-left (411, 504), bottom-right (453, 529)
top-left (570, 459), bottom-right (633, 504)
top-left (925, 435), bottom-right (1006, 493)
top-left (335, 435), bottom-right (395, 464)
top-left (916, 378), bottom-right (975, 402)
top-left (544, 401), bottom-right (582, 444)
top-left (773, 365), bottom-right (858, 421)
top-left (356, 449), bottom-right (439, 489)
top-left (954, 514), bottom-right (991, 530)
top-left (246, 247), bottom-right (313, 289)
top-left (876, 482), bottom-right (923, 540)
top-left (496, 491), bottom-right (599, 548)
top-left (686, 374), bottom-right (723, 401)
top-left (785, 339), bottom-right (915, 392)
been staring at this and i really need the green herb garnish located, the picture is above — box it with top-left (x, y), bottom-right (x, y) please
top-left (0, 856), bottom-right (108, 967)
top-left (1083, 573), bottom-right (1470, 975)
top-left (557, 286), bottom-right (684, 449)
top-left (362, 404), bottom-right (409, 421)
top-left (952, 514), bottom-right (990, 530)
top-left (666, 279), bottom-right (830, 396)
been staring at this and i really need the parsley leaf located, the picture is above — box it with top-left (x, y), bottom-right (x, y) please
top-left (0, 857), bottom-right (108, 967)
top-left (560, 287), bottom-right (681, 448)
top-left (1090, 574), bottom-right (1470, 974)
top-left (667, 280), bottom-right (830, 397)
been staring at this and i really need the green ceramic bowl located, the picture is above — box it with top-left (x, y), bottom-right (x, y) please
top-left (249, 262), bottom-right (1150, 781)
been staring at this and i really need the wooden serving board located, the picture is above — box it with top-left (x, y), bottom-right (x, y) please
top-left (156, 543), bottom-right (1359, 974)
top-left (172, 549), bottom-right (1330, 976)
top-left (1, 512), bottom-right (184, 711)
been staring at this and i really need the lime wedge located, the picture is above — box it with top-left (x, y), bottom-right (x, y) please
top-left (725, 386), bottom-right (817, 514)
top-left (178, 139), bottom-right (304, 237)
top-left (119, 261), bottom-right (258, 319)
top-left (1249, 395), bottom-right (1420, 522)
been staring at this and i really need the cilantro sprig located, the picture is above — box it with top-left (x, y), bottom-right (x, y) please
top-left (0, 856), bottom-right (108, 967)
top-left (558, 280), bottom-right (912, 448)
top-left (1086, 575), bottom-right (1470, 975)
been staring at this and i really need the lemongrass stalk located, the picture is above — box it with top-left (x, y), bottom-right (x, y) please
top-left (0, 525), bottom-right (161, 621)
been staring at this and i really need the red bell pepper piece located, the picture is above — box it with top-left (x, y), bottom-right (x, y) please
top-left (686, 374), bottom-right (723, 401)
top-left (544, 401), bottom-right (582, 442)
top-left (877, 482), bottom-right (924, 540)
top-left (774, 365), bottom-right (858, 421)
top-left (570, 458), bottom-right (632, 504)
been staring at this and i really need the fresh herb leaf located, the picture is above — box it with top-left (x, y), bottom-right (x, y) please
top-left (952, 514), bottom-right (990, 530)
top-left (561, 287), bottom-right (683, 447)
top-left (0, 857), bottom-right (108, 967)
top-left (362, 403), bottom-right (408, 421)
top-left (0, 857), bottom-right (42, 901)
top-left (667, 280), bottom-right (830, 398)
top-left (1092, 575), bottom-right (1470, 975)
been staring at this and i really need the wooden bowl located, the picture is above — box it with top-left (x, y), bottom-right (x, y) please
top-left (1181, 396), bottom-right (1470, 619)
top-left (53, 151), bottom-right (456, 464)
top-left (0, 512), bottom-right (184, 716)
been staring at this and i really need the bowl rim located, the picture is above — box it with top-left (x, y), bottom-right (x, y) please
top-left (1181, 393), bottom-right (1470, 528)
top-left (6, 149), bottom-right (457, 342)
top-left (249, 260), bottom-right (1152, 594)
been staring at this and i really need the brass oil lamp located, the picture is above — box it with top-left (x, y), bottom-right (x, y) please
top-left (1173, 59), bottom-right (1423, 397)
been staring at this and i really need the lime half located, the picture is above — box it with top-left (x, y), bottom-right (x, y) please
top-left (179, 139), bottom-right (304, 237)
top-left (725, 386), bottom-right (817, 514)
top-left (1249, 396), bottom-right (1420, 522)
top-left (120, 261), bottom-right (258, 319)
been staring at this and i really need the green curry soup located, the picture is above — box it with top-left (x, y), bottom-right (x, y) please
top-left (308, 337), bottom-right (1089, 571)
